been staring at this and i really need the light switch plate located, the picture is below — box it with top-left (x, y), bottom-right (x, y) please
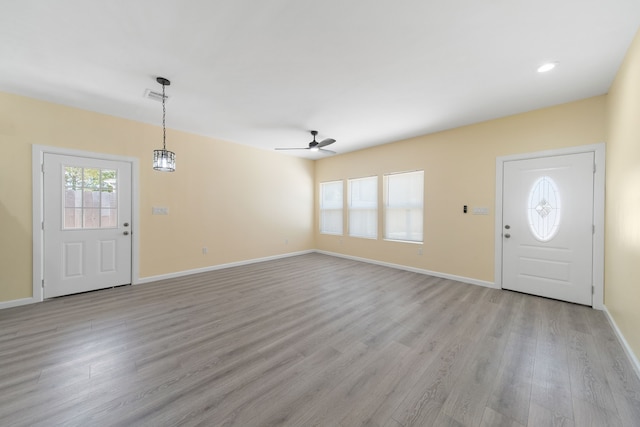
top-left (472, 207), bottom-right (489, 215)
top-left (152, 206), bottom-right (169, 215)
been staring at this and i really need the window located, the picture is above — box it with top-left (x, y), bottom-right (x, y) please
top-left (64, 166), bottom-right (118, 229)
top-left (348, 176), bottom-right (377, 239)
top-left (320, 180), bottom-right (343, 235)
top-left (384, 170), bottom-right (424, 242)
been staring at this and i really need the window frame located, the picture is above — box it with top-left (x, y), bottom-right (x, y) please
top-left (347, 175), bottom-right (378, 239)
top-left (383, 170), bottom-right (424, 243)
top-left (319, 180), bottom-right (344, 235)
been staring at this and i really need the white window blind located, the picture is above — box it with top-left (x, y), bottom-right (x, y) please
top-left (384, 170), bottom-right (424, 242)
top-left (348, 176), bottom-right (377, 239)
top-left (320, 180), bottom-right (343, 235)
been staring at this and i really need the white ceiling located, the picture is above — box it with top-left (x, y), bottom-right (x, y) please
top-left (1, 0), bottom-right (638, 158)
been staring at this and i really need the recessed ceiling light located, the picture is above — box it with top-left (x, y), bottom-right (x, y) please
top-left (537, 62), bottom-right (558, 73)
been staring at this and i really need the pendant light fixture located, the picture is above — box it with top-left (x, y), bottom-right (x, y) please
top-left (153, 77), bottom-right (176, 172)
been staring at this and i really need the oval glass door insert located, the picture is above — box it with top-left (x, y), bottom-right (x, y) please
top-left (528, 176), bottom-right (561, 241)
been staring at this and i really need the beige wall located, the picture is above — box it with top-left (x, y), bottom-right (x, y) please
top-left (605, 29), bottom-right (640, 360)
top-left (0, 92), bottom-right (315, 302)
top-left (315, 96), bottom-right (607, 283)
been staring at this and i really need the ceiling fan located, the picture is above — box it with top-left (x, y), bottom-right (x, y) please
top-left (275, 130), bottom-right (336, 154)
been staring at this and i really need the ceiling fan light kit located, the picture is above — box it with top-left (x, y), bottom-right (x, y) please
top-left (153, 76), bottom-right (176, 172)
top-left (275, 130), bottom-right (337, 154)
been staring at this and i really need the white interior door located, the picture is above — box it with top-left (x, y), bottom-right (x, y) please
top-left (502, 152), bottom-right (594, 305)
top-left (43, 153), bottom-right (132, 298)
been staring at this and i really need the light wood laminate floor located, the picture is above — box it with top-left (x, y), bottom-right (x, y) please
top-left (1, 253), bottom-right (639, 426)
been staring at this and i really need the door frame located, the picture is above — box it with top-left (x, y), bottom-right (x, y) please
top-left (494, 143), bottom-right (605, 309)
top-left (32, 145), bottom-right (140, 302)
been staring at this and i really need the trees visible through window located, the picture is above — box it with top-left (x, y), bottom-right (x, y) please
top-left (319, 180), bottom-right (343, 235)
top-left (384, 170), bottom-right (424, 242)
top-left (348, 176), bottom-right (377, 239)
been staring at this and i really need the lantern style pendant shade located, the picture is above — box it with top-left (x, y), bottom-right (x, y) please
top-left (153, 149), bottom-right (175, 172)
top-left (153, 77), bottom-right (176, 172)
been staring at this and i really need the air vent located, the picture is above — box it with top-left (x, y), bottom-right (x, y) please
top-left (144, 89), bottom-right (170, 102)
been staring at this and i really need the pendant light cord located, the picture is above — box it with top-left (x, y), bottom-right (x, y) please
top-left (162, 82), bottom-right (167, 151)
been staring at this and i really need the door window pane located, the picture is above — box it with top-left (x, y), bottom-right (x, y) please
top-left (65, 167), bottom-right (83, 189)
top-left (82, 168), bottom-right (101, 190)
top-left (101, 208), bottom-right (118, 228)
top-left (64, 208), bottom-right (83, 229)
top-left (64, 166), bottom-right (118, 229)
top-left (83, 208), bottom-right (100, 228)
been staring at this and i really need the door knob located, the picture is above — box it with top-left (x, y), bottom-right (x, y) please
top-left (504, 233), bottom-right (511, 238)
top-left (123, 222), bottom-right (129, 227)
top-left (123, 231), bottom-right (129, 236)
top-left (505, 225), bottom-right (510, 229)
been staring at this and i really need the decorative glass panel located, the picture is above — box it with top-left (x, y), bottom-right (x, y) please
top-left (63, 166), bottom-right (118, 229)
top-left (528, 176), bottom-right (560, 241)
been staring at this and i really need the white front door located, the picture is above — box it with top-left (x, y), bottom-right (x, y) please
top-left (502, 152), bottom-right (594, 305)
top-left (43, 153), bottom-right (132, 298)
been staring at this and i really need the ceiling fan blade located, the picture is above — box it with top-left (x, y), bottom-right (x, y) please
top-left (317, 138), bottom-right (335, 148)
top-left (319, 148), bottom-right (336, 154)
top-left (275, 147), bottom-right (309, 150)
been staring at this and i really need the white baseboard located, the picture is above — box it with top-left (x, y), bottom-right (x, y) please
top-left (315, 250), bottom-right (498, 289)
top-left (135, 250), bottom-right (314, 285)
top-left (603, 305), bottom-right (640, 381)
top-left (0, 297), bottom-right (38, 310)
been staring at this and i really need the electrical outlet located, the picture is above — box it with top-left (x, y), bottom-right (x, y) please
top-left (418, 248), bottom-right (423, 255)
top-left (284, 239), bottom-right (288, 245)
top-left (202, 247), bottom-right (208, 255)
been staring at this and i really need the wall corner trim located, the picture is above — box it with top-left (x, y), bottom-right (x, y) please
top-left (315, 250), bottom-right (498, 289)
top-left (603, 305), bottom-right (640, 381)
